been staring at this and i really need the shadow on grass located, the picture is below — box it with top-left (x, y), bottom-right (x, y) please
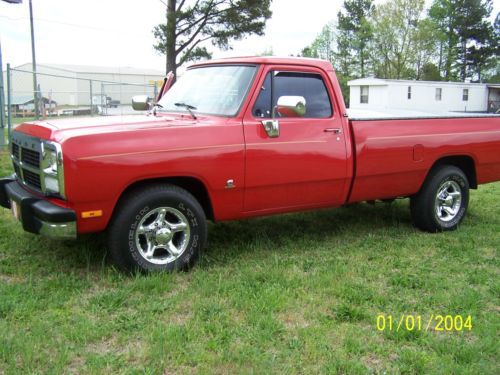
top-left (203, 201), bottom-right (413, 266)
top-left (30, 200), bottom-right (413, 273)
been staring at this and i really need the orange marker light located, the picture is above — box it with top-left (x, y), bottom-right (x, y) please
top-left (81, 210), bottom-right (103, 219)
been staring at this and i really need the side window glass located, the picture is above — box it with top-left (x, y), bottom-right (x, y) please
top-left (274, 72), bottom-right (333, 118)
top-left (252, 73), bottom-right (272, 118)
top-left (252, 71), bottom-right (333, 119)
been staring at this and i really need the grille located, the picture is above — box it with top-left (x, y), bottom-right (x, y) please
top-left (21, 148), bottom-right (41, 168)
top-left (14, 164), bottom-right (21, 177)
top-left (12, 143), bottom-right (20, 159)
top-left (22, 169), bottom-right (42, 190)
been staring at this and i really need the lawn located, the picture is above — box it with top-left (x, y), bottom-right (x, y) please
top-left (0, 150), bottom-right (498, 374)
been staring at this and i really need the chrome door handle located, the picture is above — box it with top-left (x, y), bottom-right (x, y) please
top-left (324, 128), bottom-right (342, 134)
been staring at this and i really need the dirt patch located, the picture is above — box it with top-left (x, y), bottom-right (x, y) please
top-left (278, 311), bottom-right (310, 329)
top-left (86, 335), bottom-right (117, 355)
top-left (65, 355), bottom-right (85, 374)
top-left (363, 353), bottom-right (383, 372)
top-left (0, 274), bottom-right (25, 284)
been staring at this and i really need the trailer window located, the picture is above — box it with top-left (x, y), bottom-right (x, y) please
top-left (407, 86), bottom-right (412, 100)
top-left (463, 89), bottom-right (469, 101)
top-left (435, 88), bottom-right (442, 101)
top-left (360, 86), bottom-right (369, 104)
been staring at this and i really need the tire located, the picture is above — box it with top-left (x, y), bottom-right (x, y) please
top-left (108, 184), bottom-right (207, 273)
top-left (410, 165), bottom-right (469, 232)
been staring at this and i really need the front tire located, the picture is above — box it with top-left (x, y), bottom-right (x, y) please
top-left (108, 184), bottom-right (207, 273)
top-left (410, 166), bottom-right (469, 232)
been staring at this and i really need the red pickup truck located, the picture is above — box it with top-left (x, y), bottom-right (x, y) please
top-left (1, 57), bottom-right (499, 273)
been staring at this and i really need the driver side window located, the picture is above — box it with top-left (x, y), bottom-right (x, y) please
top-left (252, 71), bottom-right (333, 119)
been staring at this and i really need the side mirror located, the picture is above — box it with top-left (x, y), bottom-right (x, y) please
top-left (132, 95), bottom-right (151, 111)
top-left (276, 96), bottom-right (306, 118)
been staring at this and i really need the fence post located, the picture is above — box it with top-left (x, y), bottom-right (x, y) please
top-left (6, 63), bottom-right (12, 142)
top-left (89, 80), bottom-right (93, 116)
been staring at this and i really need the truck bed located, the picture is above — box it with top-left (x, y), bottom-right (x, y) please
top-left (347, 114), bottom-right (500, 203)
top-left (347, 108), bottom-right (500, 121)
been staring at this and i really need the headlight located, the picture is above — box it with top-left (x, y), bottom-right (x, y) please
top-left (45, 149), bottom-right (58, 173)
top-left (41, 141), bottom-right (65, 197)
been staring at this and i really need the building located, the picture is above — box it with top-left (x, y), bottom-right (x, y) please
top-left (5, 63), bottom-right (165, 107)
top-left (10, 95), bottom-right (57, 116)
top-left (348, 77), bottom-right (500, 114)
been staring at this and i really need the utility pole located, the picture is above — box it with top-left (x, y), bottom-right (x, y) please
top-left (0, 0), bottom-right (24, 145)
top-left (29, 0), bottom-right (39, 119)
top-left (0, 38), bottom-right (6, 147)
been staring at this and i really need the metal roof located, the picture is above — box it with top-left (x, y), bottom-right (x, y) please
top-left (13, 63), bottom-right (164, 76)
top-left (10, 95), bottom-right (55, 105)
top-left (348, 77), bottom-right (488, 87)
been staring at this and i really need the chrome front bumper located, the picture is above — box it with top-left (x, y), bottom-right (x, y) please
top-left (0, 175), bottom-right (76, 239)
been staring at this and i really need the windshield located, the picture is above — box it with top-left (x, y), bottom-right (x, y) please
top-left (158, 65), bottom-right (257, 117)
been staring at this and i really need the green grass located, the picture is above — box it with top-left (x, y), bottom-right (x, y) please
top-left (0, 151), bottom-right (499, 374)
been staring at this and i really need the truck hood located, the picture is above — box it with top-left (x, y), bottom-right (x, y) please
top-left (14, 114), bottom-right (203, 142)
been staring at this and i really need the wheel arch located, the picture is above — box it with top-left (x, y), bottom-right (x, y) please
top-left (111, 176), bottom-right (215, 225)
top-left (425, 155), bottom-right (477, 190)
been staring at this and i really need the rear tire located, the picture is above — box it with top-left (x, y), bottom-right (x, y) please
top-left (108, 184), bottom-right (207, 273)
top-left (410, 166), bottom-right (469, 232)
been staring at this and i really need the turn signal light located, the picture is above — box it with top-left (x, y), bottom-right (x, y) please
top-left (81, 210), bottom-right (103, 219)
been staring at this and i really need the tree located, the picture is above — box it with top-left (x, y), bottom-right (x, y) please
top-left (311, 23), bottom-right (337, 62)
top-left (429, 0), bottom-right (496, 81)
top-left (455, 0), bottom-right (494, 81)
top-left (413, 18), bottom-right (442, 80)
top-left (300, 46), bottom-right (319, 58)
top-left (429, 0), bottom-right (459, 80)
top-left (153, 0), bottom-right (272, 76)
top-left (421, 62), bottom-right (442, 80)
top-left (370, 0), bottom-right (425, 79)
top-left (335, 0), bottom-right (374, 78)
top-left (299, 23), bottom-right (336, 62)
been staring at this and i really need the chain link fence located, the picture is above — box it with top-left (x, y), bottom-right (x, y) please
top-left (1, 65), bottom-right (160, 146)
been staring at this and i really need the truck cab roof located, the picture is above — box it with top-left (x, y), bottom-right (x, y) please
top-left (190, 56), bottom-right (334, 71)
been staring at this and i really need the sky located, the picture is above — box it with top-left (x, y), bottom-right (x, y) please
top-left (1, 0), bottom-right (499, 74)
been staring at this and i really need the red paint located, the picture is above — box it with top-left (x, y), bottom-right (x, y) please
top-left (12, 57), bottom-right (500, 234)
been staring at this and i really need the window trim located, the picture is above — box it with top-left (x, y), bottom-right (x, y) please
top-left (462, 88), bottom-right (469, 102)
top-left (435, 87), bottom-right (442, 101)
top-left (360, 85), bottom-right (369, 104)
top-left (251, 69), bottom-right (335, 119)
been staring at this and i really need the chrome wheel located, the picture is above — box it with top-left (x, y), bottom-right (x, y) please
top-left (135, 207), bottom-right (190, 265)
top-left (435, 181), bottom-right (462, 222)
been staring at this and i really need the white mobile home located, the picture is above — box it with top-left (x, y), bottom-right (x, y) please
top-left (348, 78), bottom-right (500, 114)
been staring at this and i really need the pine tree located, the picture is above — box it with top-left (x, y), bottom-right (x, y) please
top-left (153, 0), bottom-right (272, 77)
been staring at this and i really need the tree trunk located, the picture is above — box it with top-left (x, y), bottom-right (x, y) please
top-left (460, 40), bottom-right (466, 81)
top-left (166, 0), bottom-right (177, 77)
top-left (438, 40), bottom-right (443, 76)
top-left (444, 28), bottom-right (453, 80)
top-left (360, 46), bottom-right (365, 77)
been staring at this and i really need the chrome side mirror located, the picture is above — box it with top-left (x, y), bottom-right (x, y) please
top-left (132, 95), bottom-right (152, 111)
top-left (261, 119), bottom-right (280, 138)
top-left (276, 96), bottom-right (306, 118)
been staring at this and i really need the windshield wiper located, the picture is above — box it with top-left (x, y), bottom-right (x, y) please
top-left (174, 102), bottom-right (197, 120)
top-left (152, 102), bottom-right (163, 111)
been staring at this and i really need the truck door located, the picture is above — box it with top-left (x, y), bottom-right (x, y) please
top-left (242, 65), bottom-right (349, 213)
